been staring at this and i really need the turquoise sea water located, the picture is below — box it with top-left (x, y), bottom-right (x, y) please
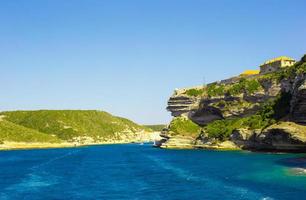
top-left (0, 144), bottom-right (306, 200)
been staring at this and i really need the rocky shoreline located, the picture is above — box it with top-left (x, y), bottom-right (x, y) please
top-left (157, 135), bottom-right (239, 150)
top-left (157, 122), bottom-right (306, 152)
top-left (0, 132), bottom-right (162, 151)
top-left (0, 141), bottom-right (141, 151)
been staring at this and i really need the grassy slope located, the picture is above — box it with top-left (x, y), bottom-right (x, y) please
top-left (143, 124), bottom-right (166, 131)
top-left (0, 119), bottom-right (62, 143)
top-left (168, 117), bottom-right (201, 137)
top-left (183, 78), bottom-right (263, 97)
top-left (1, 110), bottom-right (149, 142)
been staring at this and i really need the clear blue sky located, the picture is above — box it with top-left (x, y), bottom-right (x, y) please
top-left (0, 0), bottom-right (306, 124)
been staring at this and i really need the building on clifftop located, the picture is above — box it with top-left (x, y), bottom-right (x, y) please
top-left (239, 70), bottom-right (260, 77)
top-left (259, 56), bottom-right (296, 74)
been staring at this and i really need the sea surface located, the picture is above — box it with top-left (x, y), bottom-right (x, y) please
top-left (0, 144), bottom-right (306, 200)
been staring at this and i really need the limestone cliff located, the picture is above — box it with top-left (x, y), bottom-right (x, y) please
top-left (160, 54), bottom-right (306, 152)
top-left (291, 75), bottom-right (306, 123)
top-left (167, 95), bottom-right (200, 117)
top-left (167, 78), bottom-right (282, 126)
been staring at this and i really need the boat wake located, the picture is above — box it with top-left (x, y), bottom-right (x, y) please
top-left (145, 155), bottom-right (273, 200)
top-left (1, 149), bottom-right (81, 199)
top-left (31, 149), bottom-right (81, 170)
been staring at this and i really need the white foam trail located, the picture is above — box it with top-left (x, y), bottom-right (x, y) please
top-left (1, 149), bottom-right (81, 198)
top-left (7, 173), bottom-right (56, 191)
top-left (146, 155), bottom-right (274, 200)
top-left (31, 149), bottom-right (81, 170)
top-left (1, 172), bottom-right (59, 200)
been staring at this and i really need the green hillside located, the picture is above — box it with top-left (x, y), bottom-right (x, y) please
top-left (143, 124), bottom-right (166, 131)
top-left (0, 110), bottom-right (150, 143)
top-left (0, 119), bottom-right (62, 143)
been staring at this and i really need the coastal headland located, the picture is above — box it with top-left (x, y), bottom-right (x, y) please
top-left (158, 55), bottom-right (306, 152)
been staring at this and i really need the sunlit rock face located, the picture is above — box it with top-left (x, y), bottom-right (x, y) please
top-left (167, 95), bottom-right (200, 117)
top-left (230, 123), bottom-right (306, 152)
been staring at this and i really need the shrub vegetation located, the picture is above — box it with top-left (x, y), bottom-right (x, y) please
top-left (168, 117), bottom-right (201, 137)
top-left (204, 91), bottom-right (292, 141)
top-left (185, 88), bottom-right (205, 97)
top-left (144, 124), bottom-right (167, 131)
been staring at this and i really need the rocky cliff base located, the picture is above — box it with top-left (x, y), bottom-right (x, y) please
top-left (158, 122), bottom-right (306, 152)
top-left (232, 122), bottom-right (306, 152)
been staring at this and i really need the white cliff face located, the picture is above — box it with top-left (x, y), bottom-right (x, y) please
top-left (114, 130), bottom-right (162, 143)
top-left (70, 130), bottom-right (161, 145)
top-left (167, 95), bottom-right (200, 117)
